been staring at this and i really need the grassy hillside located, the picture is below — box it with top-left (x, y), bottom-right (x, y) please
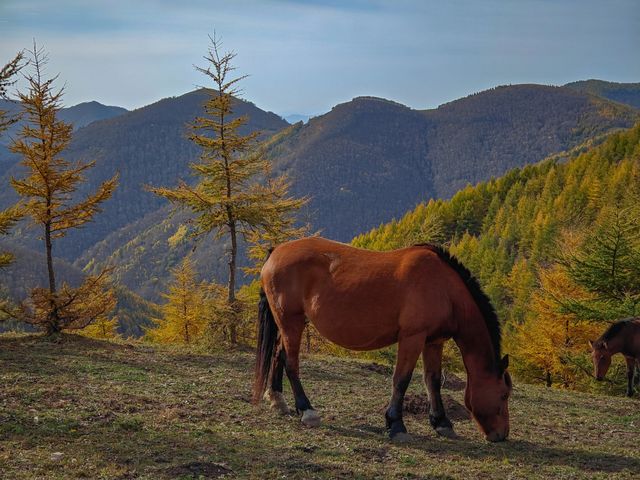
top-left (1, 334), bottom-right (638, 479)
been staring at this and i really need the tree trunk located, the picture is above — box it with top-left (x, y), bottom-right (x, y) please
top-left (545, 370), bottom-right (552, 388)
top-left (227, 220), bottom-right (238, 344)
top-left (44, 219), bottom-right (59, 335)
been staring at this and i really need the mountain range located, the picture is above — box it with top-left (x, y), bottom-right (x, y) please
top-left (1, 79), bottom-right (639, 307)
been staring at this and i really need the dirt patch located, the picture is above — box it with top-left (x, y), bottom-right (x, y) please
top-left (163, 461), bottom-right (231, 479)
top-left (403, 393), bottom-right (470, 421)
top-left (442, 371), bottom-right (466, 391)
top-left (361, 362), bottom-right (393, 375)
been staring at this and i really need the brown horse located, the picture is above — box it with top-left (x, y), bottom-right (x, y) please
top-left (253, 237), bottom-right (512, 442)
top-left (590, 318), bottom-right (640, 397)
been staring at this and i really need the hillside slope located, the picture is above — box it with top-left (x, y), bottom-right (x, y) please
top-left (1, 335), bottom-right (638, 479)
top-left (565, 79), bottom-right (640, 109)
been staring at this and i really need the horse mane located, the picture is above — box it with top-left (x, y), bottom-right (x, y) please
top-left (600, 318), bottom-right (633, 342)
top-left (415, 243), bottom-right (502, 371)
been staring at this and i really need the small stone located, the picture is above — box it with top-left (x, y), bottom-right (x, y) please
top-left (50, 452), bottom-right (64, 462)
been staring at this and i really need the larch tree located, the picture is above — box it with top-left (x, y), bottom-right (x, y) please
top-left (0, 52), bottom-right (26, 270)
top-left (81, 314), bottom-right (121, 340)
top-left (4, 44), bottom-right (118, 335)
top-left (146, 256), bottom-right (227, 344)
top-left (150, 36), bottom-right (306, 344)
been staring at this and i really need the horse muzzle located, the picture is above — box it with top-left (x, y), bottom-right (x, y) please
top-left (486, 430), bottom-right (508, 443)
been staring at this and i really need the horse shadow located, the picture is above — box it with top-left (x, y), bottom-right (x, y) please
top-left (325, 425), bottom-right (640, 474)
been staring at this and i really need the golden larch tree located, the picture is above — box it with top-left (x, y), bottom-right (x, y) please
top-left (0, 52), bottom-right (26, 269)
top-left (150, 36), bottom-right (306, 344)
top-left (146, 256), bottom-right (227, 344)
top-left (5, 44), bottom-right (118, 335)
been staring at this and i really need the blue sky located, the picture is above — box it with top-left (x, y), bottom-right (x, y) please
top-left (1, 0), bottom-right (639, 116)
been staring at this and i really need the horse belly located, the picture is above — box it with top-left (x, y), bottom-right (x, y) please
top-left (306, 294), bottom-right (400, 351)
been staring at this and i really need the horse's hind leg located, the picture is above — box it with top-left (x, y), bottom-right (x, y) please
top-left (625, 356), bottom-right (636, 397)
top-left (423, 341), bottom-right (455, 438)
top-left (264, 342), bottom-right (289, 414)
top-left (385, 332), bottom-right (426, 442)
top-left (280, 314), bottom-right (321, 427)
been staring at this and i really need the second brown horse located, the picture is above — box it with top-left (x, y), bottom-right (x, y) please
top-left (253, 237), bottom-right (512, 442)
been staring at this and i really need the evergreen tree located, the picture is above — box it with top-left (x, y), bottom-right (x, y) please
top-left (0, 51), bottom-right (24, 134)
top-left (559, 205), bottom-right (640, 321)
top-left (150, 36), bottom-right (306, 343)
top-left (81, 314), bottom-right (120, 340)
top-left (146, 257), bottom-right (227, 344)
top-left (4, 44), bottom-right (118, 335)
top-left (0, 52), bottom-right (26, 269)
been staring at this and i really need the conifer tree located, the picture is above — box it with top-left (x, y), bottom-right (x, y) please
top-left (150, 36), bottom-right (306, 343)
top-left (4, 44), bottom-right (118, 335)
top-left (558, 205), bottom-right (640, 321)
top-left (0, 52), bottom-right (26, 269)
top-left (81, 314), bottom-right (120, 340)
top-left (146, 257), bottom-right (227, 344)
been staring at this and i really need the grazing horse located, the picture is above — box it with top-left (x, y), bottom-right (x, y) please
top-left (253, 237), bottom-right (512, 442)
top-left (589, 318), bottom-right (640, 397)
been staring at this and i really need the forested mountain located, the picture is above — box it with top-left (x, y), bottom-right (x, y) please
top-left (0, 89), bottom-right (289, 260)
top-left (267, 84), bottom-right (638, 241)
top-left (565, 80), bottom-right (640, 109)
top-left (59, 84), bottom-right (640, 299)
top-left (2, 83), bottom-right (639, 305)
top-left (353, 123), bottom-right (640, 388)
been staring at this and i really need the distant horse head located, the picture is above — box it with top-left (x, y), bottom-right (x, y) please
top-left (464, 354), bottom-right (512, 442)
top-left (589, 339), bottom-right (612, 381)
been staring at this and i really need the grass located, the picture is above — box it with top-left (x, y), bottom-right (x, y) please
top-left (0, 334), bottom-right (639, 479)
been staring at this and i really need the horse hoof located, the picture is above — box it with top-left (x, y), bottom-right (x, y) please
top-left (264, 391), bottom-right (290, 415)
top-left (435, 427), bottom-right (457, 439)
top-left (301, 409), bottom-right (321, 427)
top-left (390, 432), bottom-right (412, 443)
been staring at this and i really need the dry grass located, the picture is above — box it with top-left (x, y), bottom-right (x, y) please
top-left (1, 334), bottom-right (639, 479)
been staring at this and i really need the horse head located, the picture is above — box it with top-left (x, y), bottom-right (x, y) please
top-left (464, 354), bottom-right (512, 442)
top-left (589, 339), bottom-right (612, 381)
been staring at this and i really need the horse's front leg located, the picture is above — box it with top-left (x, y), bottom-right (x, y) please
top-left (625, 356), bottom-right (636, 397)
top-left (385, 332), bottom-right (425, 442)
top-left (423, 341), bottom-right (455, 438)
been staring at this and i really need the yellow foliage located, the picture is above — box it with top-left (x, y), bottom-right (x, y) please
top-left (81, 315), bottom-right (120, 340)
top-left (146, 257), bottom-right (227, 345)
top-left (510, 265), bottom-right (601, 387)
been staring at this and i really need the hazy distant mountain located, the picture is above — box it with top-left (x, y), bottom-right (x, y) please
top-left (283, 113), bottom-right (313, 124)
top-left (73, 84), bottom-right (640, 300)
top-left (565, 80), bottom-right (640, 109)
top-left (59, 101), bottom-right (128, 130)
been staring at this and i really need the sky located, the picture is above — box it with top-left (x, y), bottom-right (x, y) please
top-left (1, 0), bottom-right (639, 116)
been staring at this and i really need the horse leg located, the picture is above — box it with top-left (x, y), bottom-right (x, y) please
top-left (386, 332), bottom-right (425, 442)
top-left (634, 359), bottom-right (640, 388)
top-left (281, 315), bottom-right (320, 427)
top-left (264, 341), bottom-right (289, 414)
top-left (423, 341), bottom-right (455, 438)
top-left (624, 356), bottom-right (635, 397)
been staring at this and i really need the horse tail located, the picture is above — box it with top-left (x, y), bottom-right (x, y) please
top-left (253, 247), bottom-right (279, 404)
top-left (252, 288), bottom-right (279, 404)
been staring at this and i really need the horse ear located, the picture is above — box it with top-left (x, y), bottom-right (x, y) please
top-left (501, 354), bottom-right (509, 371)
top-left (603, 341), bottom-right (609, 351)
top-left (588, 340), bottom-right (594, 349)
